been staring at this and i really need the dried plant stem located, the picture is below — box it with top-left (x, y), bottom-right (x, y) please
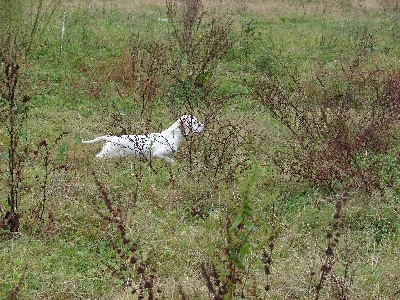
top-left (0, 51), bottom-right (30, 233)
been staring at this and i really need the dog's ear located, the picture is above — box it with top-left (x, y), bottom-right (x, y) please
top-left (179, 116), bottom-right (191, 136)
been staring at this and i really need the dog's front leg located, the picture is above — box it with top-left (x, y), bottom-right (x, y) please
top-left (161, 156), bottom-right (175, 164)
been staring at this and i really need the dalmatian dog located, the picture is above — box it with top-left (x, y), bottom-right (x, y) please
top-left (82, 115), bottom-right (205, 163)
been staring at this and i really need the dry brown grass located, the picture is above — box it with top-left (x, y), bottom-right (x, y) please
top-left (61, 0), bottom-right (394, 19)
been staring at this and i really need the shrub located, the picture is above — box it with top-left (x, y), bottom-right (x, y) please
top-left (251, 60), bottom-right (400, 192)
top-left (166, 0), bottom-right (235, 110)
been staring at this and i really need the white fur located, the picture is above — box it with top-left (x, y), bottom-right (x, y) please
top-left (82, 115), bottom-right (205, 163)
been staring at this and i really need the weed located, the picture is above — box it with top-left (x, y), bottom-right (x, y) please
top-left (238, 19), bottom-right (261, 59)
top-left (0, 51), bottom-right (30, 233)
top-left (31, 132), bottom-right (69, 232)
top-left (128, 39), bottom-right (175, 119)
top-left (262, 236), bottom-right (275, 294)
top-left (199, 115), bottom-right (260, 183)
top-left (91, 167), bottom-right (163, 298)
top-left (311, 190), bottom-right (347, 299)
top-left (200, 157), bottom-right (260, 299)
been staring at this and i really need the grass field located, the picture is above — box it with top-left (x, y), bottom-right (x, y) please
top-left (1, 0), bottom-right (399, 299)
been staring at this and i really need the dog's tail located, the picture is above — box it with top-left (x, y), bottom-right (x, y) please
top-left (82, 136), bottom-right (110, 144)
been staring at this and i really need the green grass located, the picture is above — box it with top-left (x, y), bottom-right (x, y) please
top-left (1, 0), bottom-right (399, 299)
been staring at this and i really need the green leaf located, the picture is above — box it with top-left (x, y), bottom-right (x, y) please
top-left (239, 242), bottom-right (249, 259)
top-left (230, 215), bottom-right (243, 231)
top-left (235, 260), bottom-right (245, 270)
top-left (229, 246), bottom-right (237, 261)
top-left (15, 257), bottom-right (22, 266)
top-left (244, 220), bottom-right (255, 231)
top-left (230, 246), bottom-right (247, 270)
top-left (243, 202), bottom-right (252, 217)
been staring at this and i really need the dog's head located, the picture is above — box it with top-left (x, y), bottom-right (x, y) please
top-left (179, 115), bottom-right (205, 136)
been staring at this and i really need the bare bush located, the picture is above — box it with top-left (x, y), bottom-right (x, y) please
top-left (166, 0), bottom-right (204, 55)
top-left (28, 132), bottom-right (69, 236)
top-left (128, 40), bottom-right (176, 117)
top-left (252, 61), bottom-right (400, 192)
top-left (109, 41), bottom-right (173, 135)
top-left (166, 0), bottom-right (235, 110)
top-left (198, 116), bottom-right (258, 181)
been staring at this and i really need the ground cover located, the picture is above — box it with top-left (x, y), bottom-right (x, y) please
top-left (1, 1), bottom-right (399, 299)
